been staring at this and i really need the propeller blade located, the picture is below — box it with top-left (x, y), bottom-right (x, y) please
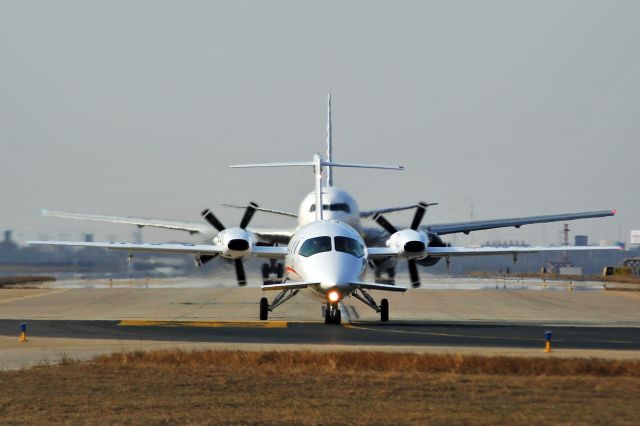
top-left (408, 259), bottom-right (420, 288)
top-left (201, 208), bottom-right (226, 232)
top-left (239, 202), bottom-right (258, 229)
top-left (373, 213), bottom-right (398, 234)
top-left (410, 202), bottom-right (429, 230)
top-left (234, 258), bottom-right (247, 286)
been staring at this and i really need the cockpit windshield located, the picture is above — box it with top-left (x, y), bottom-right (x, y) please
top-left (334, 236), bottom-right (365, 258)
top-left (309, 203), bottom-right (351, 213)
top-left (298, 236), bottom-right (332, 257)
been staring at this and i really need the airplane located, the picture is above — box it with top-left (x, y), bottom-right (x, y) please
top-left (29, 154), bottom-right (621, 325)
top-left (39, 95), bottom-right (617, 287)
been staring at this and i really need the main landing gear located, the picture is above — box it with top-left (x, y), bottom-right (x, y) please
top-left (259, 288), bottom-right (299, 321)
top-left (352, 289), bottom-right (389, 322)
top-left (324, 303), bottom-right (342, 325)
top-left (261, 259), bottom-right (284, 284)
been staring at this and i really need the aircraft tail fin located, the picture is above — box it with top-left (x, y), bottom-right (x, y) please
top-left (326, 93), bottom-right (333, 186)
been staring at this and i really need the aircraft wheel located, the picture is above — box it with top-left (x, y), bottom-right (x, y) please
top-left (260, 297), bottom-right (269, 320)
top-left (261, 264), bottom-right (270, 280)
top-left (380, 298), bottom-right (389, 322)
top-left (276, 263), bottom-right (284, 279)
top-left (334, 309), bottom-right (341, 325)
top-left (386, 267), bottom-right (396, 279)
top-left (324, 304), bottom-right (332, 324)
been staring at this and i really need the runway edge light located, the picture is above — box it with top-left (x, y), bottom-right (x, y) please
top-left (19, 322), bottom-right (27, 343)
top-left (544, 330), bottom-right (552, 353)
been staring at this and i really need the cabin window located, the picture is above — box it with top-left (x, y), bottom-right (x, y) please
top-left (309, 203), bottom-right (351, 213)
top-left (298, 236), bottom-right (332, 257)
top-left (334, 236), bottom-right (364, 258)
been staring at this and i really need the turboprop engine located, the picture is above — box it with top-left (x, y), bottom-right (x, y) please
top-left (212, 227), bottom-right (254, 259)
top-left (416, 232), bottom-right (447, 267)
top-left (385, 228), bottom-right (428, 259)
top-left (373, 202), bottom-right (437, 288)
top-left (200, 202), bottom-right (259, 286)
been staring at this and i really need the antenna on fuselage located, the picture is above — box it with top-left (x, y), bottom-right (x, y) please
top-left (326, 93), bottom-right (333, 187)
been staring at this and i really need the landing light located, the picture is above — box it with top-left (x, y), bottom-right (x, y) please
top-left (328, 290), bottom-right (340, 302)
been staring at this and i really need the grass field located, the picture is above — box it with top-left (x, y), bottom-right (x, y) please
top-left (2, 350), bottom-right (639, 425)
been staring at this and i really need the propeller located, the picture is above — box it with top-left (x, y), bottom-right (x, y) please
top-left (200, 202), bottom-right (258, 286)
top-left (373, 201), bottom-right (433, 288)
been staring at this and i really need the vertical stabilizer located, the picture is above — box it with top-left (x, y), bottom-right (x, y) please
top-left (313, 154), bottom-right (324, 221)
top-left (326, 93), bottom-right (333, 187)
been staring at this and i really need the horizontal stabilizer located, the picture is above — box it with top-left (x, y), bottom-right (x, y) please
top-left (230, 159), bottom-right (403, 171)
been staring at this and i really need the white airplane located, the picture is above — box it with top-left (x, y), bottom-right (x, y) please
top-left (29, 154), bottom-right (621, 325)
top-left (40, 95), bottom-right (617, 287)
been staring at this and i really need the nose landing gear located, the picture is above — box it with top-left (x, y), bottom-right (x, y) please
top-left (324, 303), bottom-right (342, 325)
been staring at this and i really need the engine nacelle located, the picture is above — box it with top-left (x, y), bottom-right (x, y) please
top-left (386, 229), bottom-right (429, 259)
top-left (213, 227), bottom-right (254, 259)
top-left (417, 232), bottom-right (446, 267)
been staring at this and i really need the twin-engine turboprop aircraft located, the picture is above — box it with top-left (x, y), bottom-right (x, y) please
top-left (40, 94), bottom-right (617, 286)
top-left (29, 154), bottom-right (620, 325)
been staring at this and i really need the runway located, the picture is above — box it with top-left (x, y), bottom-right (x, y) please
top-left (2, 319), bottom-right (640, 350)
top-left (2, 278), bottom-right (640, 369)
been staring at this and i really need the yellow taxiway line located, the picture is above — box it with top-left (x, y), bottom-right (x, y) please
top-left (117, 320), bottom-right (288, 328)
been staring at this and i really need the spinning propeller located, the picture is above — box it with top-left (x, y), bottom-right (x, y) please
top-left (373, 202), bottom-right (435, 288)
top-left (200, 202), bottom-right (258, 286)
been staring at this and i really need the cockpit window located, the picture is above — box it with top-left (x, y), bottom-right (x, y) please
top-left (334, 236), bottom-right (365, 258)
top-left (298, 236), bottom-right (332, 257)
top-left (309, 203), bottom-right (351, 213)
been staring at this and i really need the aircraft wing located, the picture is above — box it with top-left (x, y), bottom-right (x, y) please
top-left (367, 244), bottom-right (620, 259)
top-left (222, 204), bottom-right (298, 218)
top-left (360, 204), bottom-right (420, 218)
top-left (261, 281), bottom-right (320, 291)
top-left (41, 210), bottom-right (210, 234)
top-left (249, 227), bottom-right (295, 245)
top-left (349, 281), bottom-right (408, 292)
top-left (41, 209), bottom-right (295, 244)
top-left (423, 210), bottom-right (616, 235)
top-left (27, 240), bottom-right (288, 259)
top-left (425, 245), bottom-right (622, 257)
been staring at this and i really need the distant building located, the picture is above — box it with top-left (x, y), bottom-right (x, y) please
top-left (558, 266), bottom-right (582, 276)
top-left (0, 230), bottom-right (17, 250)
top-left (575, 235), bottom-right (588, 246)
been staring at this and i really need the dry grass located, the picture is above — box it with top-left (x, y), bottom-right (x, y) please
top-left (94, 350), bottom-right (640, 376)
top-left (0, 275), bottom-right (55, 288)
top-left (1, 350), bottom-right (639, 425)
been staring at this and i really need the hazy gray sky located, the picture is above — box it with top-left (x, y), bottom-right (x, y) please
top-left (1, 1), bottom-right (638, 245)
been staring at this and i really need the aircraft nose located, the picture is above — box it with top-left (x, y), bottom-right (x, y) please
top-left (312, 253), bottom-right (362, 288)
